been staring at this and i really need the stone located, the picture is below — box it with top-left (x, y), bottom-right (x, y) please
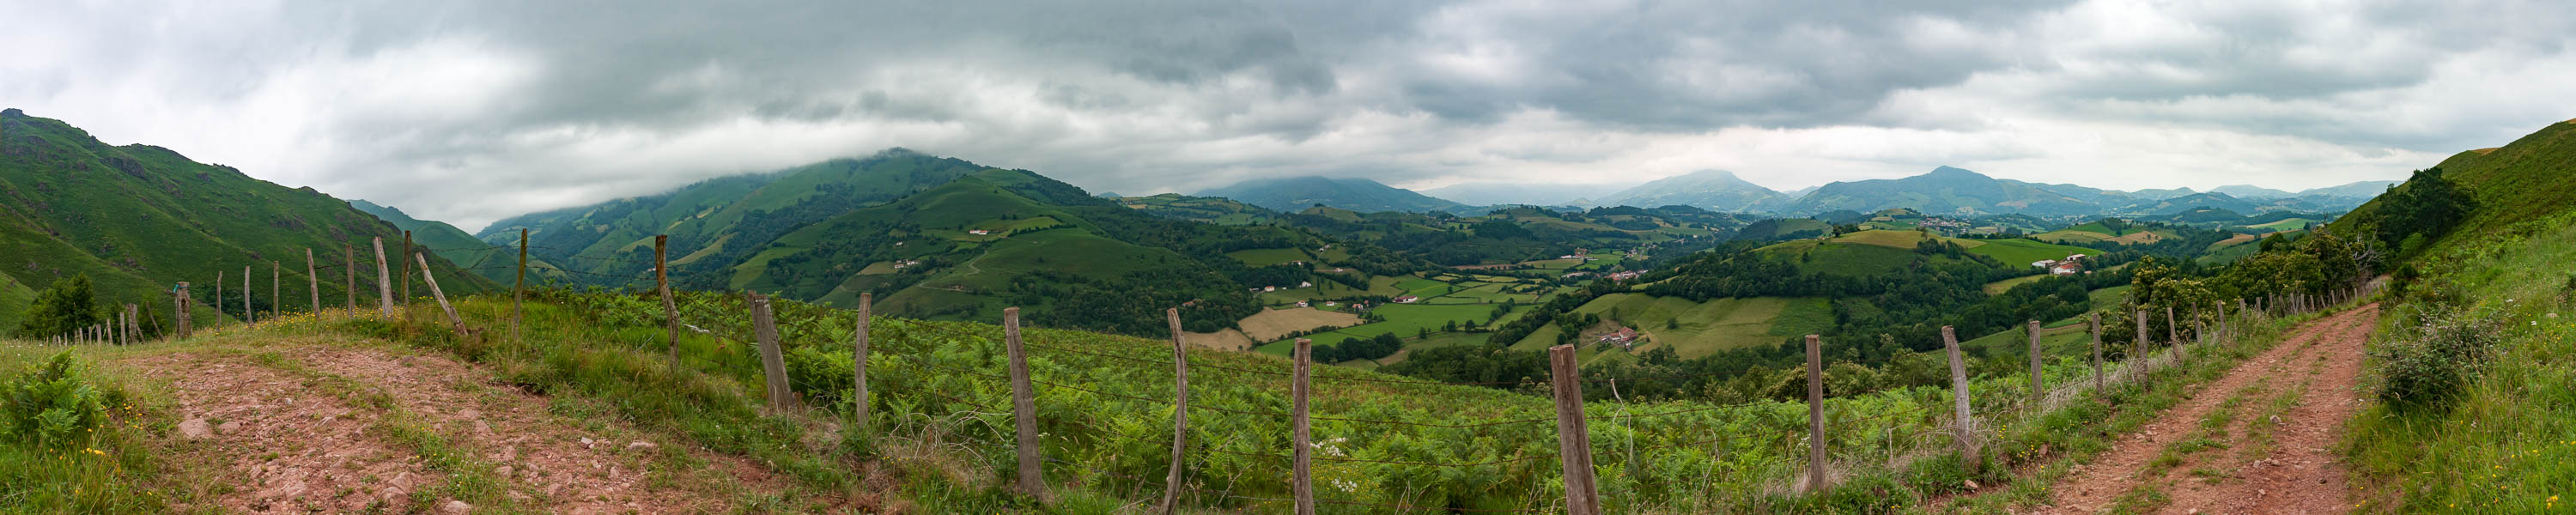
top-left (441, 500), bottom-right (472, 514)
top-left (217, 421), bottom-right (243, 434)
top-left (179, 418), bottom-right (213, 439)
top-left (626, 441), bottom-right (656, 451)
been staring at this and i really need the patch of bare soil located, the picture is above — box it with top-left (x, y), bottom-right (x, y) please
top-left (2044, 304), bottom-right (2379, 514)
top-left (282, 346), bottom-right (813, 514)
top-left (126, 352), bottom-right (445, 513)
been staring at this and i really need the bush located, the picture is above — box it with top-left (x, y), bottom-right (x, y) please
top-left (2373, 306), bottom-right (2499, 411)
top-left (0, 352), bottom-right (108, 450)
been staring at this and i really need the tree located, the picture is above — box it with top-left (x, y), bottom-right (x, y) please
top-left (2372, 167), bottom-right (2476, 256)
top-left (16, 275), bottom-right (108, 339)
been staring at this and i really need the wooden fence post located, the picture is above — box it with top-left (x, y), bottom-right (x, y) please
top-left (1547, 343), bottom-right (1601, 515)
top-left (1805, 334), bottom-right (1828, 494)
top-left (1160, 307), bottom-right (1188, 514)
top-left (749, 293), bottom-right (793, 411)
top-left (271, 261), bottom-right (279, 322)
top-left (659, 235), bottom-right (679, 369)
top-left (345, 244), bottom-right (355, 313)
top-left (2089, 313), bottom-right (2104, 403)
top-left (2026, 320), bottom-right (2044, 403)
top-left (174, 282), bottom-right (191, 338)
top-left (2193, 306), bottom-right (2205, 343)
top-left (373, 238), bottom-right (395, 317)
top-left (414, 253), bottom-right (465, 335)
top-left (1292, 337), bottom-right (1316, 515)
top-left (513, 228), bottom-right (527, 342)
top-left (216, 270), bottom-right (222, 327)
top-left (306, 249), bottom-right (319, 317)
top-left (1004, 306), bottom-right (1047, 500)
top-left (399, 231), bottom-right (412, 310)
top-left (854, 293), bottom-right (874, 431)
top-left (242, 265), bottom-right (252, 324)
top-left (2134, 310), bottom-right (2148, 360)
top-left (1941, 326), bottom-right (1976, 463)
top-left (2165, 306), bottom-right (2177, 345)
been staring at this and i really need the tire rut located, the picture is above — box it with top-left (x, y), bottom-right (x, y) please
top-left (2043, 305), bottom-right (2379, 514)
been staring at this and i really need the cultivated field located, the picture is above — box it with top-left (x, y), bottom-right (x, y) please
top-left (1236, 307), bottom-right (1362, 341)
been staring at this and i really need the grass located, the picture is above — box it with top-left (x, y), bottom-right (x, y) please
top-left (1983, 276), bottom-right (2049, 295)
top-left (0, 346), bottom-right (222, 514)
top-left (1959, 239), bottom-right (2093, 267)
top-left (1224, 247), bottom-right (1313, 267)
top-left (1515, 294), bottom-right (1812, 358)
top-left (1256, 303), bottom-right (1518, 354)
top-left (2341, 212), bottom-right (2576, 513)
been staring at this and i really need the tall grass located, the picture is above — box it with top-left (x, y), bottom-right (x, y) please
top-left (0, 347), bottom-right (209, 514)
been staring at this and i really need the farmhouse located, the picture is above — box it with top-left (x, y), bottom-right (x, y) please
top-left (1298, 281), bottom-right (1313, 288)
top-left (1596, 327), bottom-right (1638, 347)
top-left (1295, 301), bottom-right (1309, 308)
top-left (1393, 295), bottom-right (1420, 304)
top-left (968, 229), bottom-right (991, 235)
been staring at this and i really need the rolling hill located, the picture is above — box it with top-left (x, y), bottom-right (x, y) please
top-left (350, 200), bottom-right (567, 284)
top-left (1787, 167), bottom-right (2099, 216)
top-left (1195, 176), bottom-right (1466, 213)
top-left (1592, 169), bottom-right (1792, 212)
top-left (0, 108), bottom-right (494, 334)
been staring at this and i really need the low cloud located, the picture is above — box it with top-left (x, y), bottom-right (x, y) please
top-left (4, 0), bottom-right (2567, 229)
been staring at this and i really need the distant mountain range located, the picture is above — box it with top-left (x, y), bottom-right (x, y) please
top-left (1589, 170), bottom-right (1791, 212)
top-left (1194, 176), bottom-right (1465, 213)
top-left (1416, 182), bottom-right (1631, 207)
top-left (348, 200), bottom-right (564, 284)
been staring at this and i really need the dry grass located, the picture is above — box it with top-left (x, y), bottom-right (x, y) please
top-left (1236, 307), bottom-right (1360, 341)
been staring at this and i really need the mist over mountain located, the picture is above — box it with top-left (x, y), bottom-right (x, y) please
top-left (1416, 182), bottom-right (1630, 207)
top-left (1195, 176), bottom-right (1465, 213)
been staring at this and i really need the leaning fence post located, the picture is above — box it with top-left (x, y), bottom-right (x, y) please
top-left (749, 293), bottom-right (793, 411)
top-left (174, 282), bottom-right (191, 338)
top-left (1160, 307), bottom-right (1189, 514)
top-left (1292, 338), bottom-right (1316, 515)
top-left (854, 293), bottom-right (874, 431)
top-left (1005, 306), bottom-right (1047, 500)
top-left (1547, 344), bottom-right (1601, 515)
top-left (306, 249), bottom-right (319, 317)
top-left (1805, 334), bottom-right (1828, 493)
top-left (372, 238), bottom-right (395, 317)
top-left (414, 252), bottom-right (465, 335)
top-left (1942, 326), bottom-right (1977, 463)
top-left (2027, 320), bottom-right (2044, 403)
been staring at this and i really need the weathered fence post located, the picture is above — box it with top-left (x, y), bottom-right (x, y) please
top-left (270, 260), bottom-right (279, 322)
top-left (2089, 313), bottom-right (2104, 403)
top-left (1160, 307), bottom-right (1188, 514)
top-left (2134, 310), bottom-right (2148, 360)
top-left (174, 282), bottom-right (191, 338)
top-left (243, 265), bottom-right (252, 324)
top-left (216, 270), bottom-right (223, 327)
top-left (373, 238), bottom-right (395, 317)
top-left (1004, 306), bottom-right (1046, 500)
top-left (345, 244), bottom-right (355, 313)
top-left (307, 249), bottom-right (319, 317)
top-left (659, 235), bottom-right (680, 369)
top-left (854, 293), bottom-right (875, 431)
top-left (1942, 326), bottom-right (1977, 463)
top-left (749, 293), bottom-right (793, 411)
top-left (1292, 338), bottom-right (1316, 514)
top-left (2165, 306), bottom-right (2177, 345)
top-left (399, 230), bottom-right (413, 310)
top-left (2027, 320), bottom-right (2044, 403)
top-left (1547, 343), bottom-right (1601, 515)
top-left (2193, 306), bottom-right (2205, 343)
top-left (1806, 334), bottom-right (1829, 493)
top-left (414, 253), bottom-right (465, 335)
top-left (513, 228), bottom-right (527, 342)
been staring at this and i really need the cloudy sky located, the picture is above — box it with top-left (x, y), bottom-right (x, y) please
top-left (8, 0), bottom-right (2572, 230)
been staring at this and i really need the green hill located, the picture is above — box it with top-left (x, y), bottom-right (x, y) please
top-left (1195, 176), bottom-right (1465, 213)
top-left (349, 200), bottom-right (567, 284)
top-left (0, 108), bottom-right (494, 335)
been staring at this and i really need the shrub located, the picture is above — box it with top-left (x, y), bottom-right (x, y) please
top-left (0, 352), bottom-right (108, 450)
top-left (2373, 306), bottom-right (2500, 411)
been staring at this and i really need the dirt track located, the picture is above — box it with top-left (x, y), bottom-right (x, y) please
top-left (2044, 304), bottom-right (2379, 514)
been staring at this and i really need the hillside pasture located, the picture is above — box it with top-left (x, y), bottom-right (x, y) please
top-left (2241, 218), bottom-right (2315, 232)
top-left (1509, 294), bottom-right (1831, 359)
top-left (1225, 247), bottom-right (1314, 267)
top-left (1259, 303), bottom-right (1523, 354)
top-left (1237, 307), bottom-right (1362, 341)
top-left (1959, 238), bottom-right (2094, 266)
top-left (1983, 275), bottom-right (2050, 295)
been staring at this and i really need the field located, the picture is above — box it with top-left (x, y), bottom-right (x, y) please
top-left (1508, 294), bottom-right (1832, 359)
top-left (1768, 231), bottom-right (2089, 275)
top-left (1236, 307), bottom-right (1362, 341)
top-left (1255, 275), bottom-right (1406, 305)
top-left (1983, 275), bottom-right (2050, 295)
top-left (2240, 218), bottom-right (2314, 232)
top-left (1181, 328), bottom-right (1259, 352)
top-left (1256, 303), bottom-right (1528, 354)
top-left (1957, 238), bottom-right (2093, 266)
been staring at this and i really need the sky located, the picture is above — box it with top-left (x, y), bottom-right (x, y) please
top-left (7, 0), bottom-right (2572, 231)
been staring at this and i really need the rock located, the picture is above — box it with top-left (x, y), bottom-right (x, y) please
top-left (216, 421), bottom-right (242, 435)
top-left (441, 500), bottom-right (472, 514)
top-left (580, 437), bottom-right (596, 449)
top-left (379, 488), bottom-right (408, 505)
top-left (459, 409), bottom-right (481, 419)
top-left (627, 441), bottom-right (656, 451)
top-left (179, 418), bottom-right (213, 439)
top-left (1964, 479), bottom-right (1979, 489)
top-left (495, 465), bottom-right (514, 478)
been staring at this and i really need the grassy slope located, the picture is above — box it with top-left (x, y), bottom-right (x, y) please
top-left (2336, 119), bottom-right (2576, 513)
top-left (0, 110), bottom-right (494, 335)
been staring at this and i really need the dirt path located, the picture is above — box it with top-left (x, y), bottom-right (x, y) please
top-left (125, 342), bottom-right (825, 514)
top-left (2044, 304), bottom-right (2379, 514)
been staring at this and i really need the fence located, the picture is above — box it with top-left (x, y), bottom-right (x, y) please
top-left (104, 232), bottom-right (2384, 512)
